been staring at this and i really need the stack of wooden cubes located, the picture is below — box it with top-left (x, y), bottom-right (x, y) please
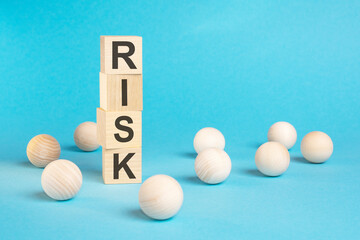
top-left (97, 36), bottom-right (142, 184)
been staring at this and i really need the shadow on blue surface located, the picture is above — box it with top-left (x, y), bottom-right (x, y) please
top-left (126, 209), bottom-right (154, 221)
top-left (246, 142), bottom-right (263, 149)
top-left (242, 169), bottom-right (264, 177)
top-left (17, 161), bottom-right (36, 168)
top-left (291, 156), bottom-right (309, 164)
top-left (179, 176), bottom-right (205, 185)
top-left (176, 152), bottom-right (197, 159)
top-left (62, 145), bottom-right (87, 153)
top-left (81, 169), bottom-right (103, 184)
top-left (29, 191), bottom-right (53, 202)
top-left (77, 165), bottom-right (103, 184)
top-left (125, 209), bottom-right (178, 222)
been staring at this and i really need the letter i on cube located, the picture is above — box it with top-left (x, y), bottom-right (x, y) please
top-left (97, 36), bottom-right (143, 184)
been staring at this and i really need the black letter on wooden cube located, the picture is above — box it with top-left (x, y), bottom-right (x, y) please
top-left (113, 153), bottom-right (136, 179)
top-left (112, 41), bottom-right (137, 69)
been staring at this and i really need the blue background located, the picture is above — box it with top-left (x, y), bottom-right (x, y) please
top-left (1, 0), bottom-right (360, 239)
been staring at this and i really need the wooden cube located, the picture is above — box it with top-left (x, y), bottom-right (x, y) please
top-left (97, 108), bottom-right (141, 149)
top-left (99, 72), bottom-right (142, 111)
top-left (103, 148), bottom-right (142, 184)
top-left (100, 36), bottom-right (142, 74)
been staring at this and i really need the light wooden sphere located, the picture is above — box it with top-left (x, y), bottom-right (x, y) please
top-left (139, 175), bottom-right (183, 220)
top-left (41, 159), bottom-right (82, 201)
top-left (193, 127), bottom-right (225, 153)
top-left (268, 121), bottom-right (297, 149)
top-left (195, 148), bottom-right (232, 184)
top-left (301, 131), bottom-right (333, 163)
top-left (26, 134), bottom-right (61, 167)
top-left (74, 121), bottom-right (99, 151)
top-left (255, 142), bottom-right (290, 176)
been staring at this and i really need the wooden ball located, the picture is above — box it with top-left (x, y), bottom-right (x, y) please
top-left (41, 160), bottom-right (82, 201)
top-left (255, 142), bottom-right (290, 176)
top-left (74, 121), bottom-right (99, 151)
top-left (139, 175), bottom-right (183, 220)
top-left (193, 127), bottom-right (225, 153)
top-left (301, 131), bottom-right (333, 163)
top-left (195, 148), bottom-right (232, 184)
top-left (268, 121), bottom-right (297, 149)
top-left (26, 134), bottom-right (61, 167)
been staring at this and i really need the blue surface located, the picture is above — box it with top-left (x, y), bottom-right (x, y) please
top-left (1, 0), bottom-right (360, 239)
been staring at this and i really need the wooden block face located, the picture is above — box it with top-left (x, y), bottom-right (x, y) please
top-left (100, 36), bottom-right (142, 74)
top-left (103, 148), bottom-right (142, 184)
top-left (99, 73), bottom-right (143, 111)
top-left (97, 108), bottom-right (142, 149)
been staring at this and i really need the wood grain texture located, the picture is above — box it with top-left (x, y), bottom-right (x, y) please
top-left (103, 148), bottom-right (142, 184)
top-left (138, 175), bottom-right (183, 220)
top-left (193, 127), bottom-right (225, 153)
top-left (74, 121), bottom-right (99, 151)
top-left (268, 121), bottom-right (297, 149)
top-left (26, 134), bottom-right (61, 167)
top-left (41, 159), bottom-right (82, 200)
top-left (301, 131), bottom-right (333, 163)
top-left (99, 72), bottom-right (142, 111)
top-left (194, 148), bottom-right (231, 184)
top-left (96, 108), bottom-right (142, 149)
top-left (100, 36), bottom-right (142, 74)
top-left (255, 142), bottom-right (290, 176)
